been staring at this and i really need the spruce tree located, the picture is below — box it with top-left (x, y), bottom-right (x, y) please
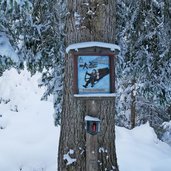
top-left (58, 0), bottom-right (119, 170)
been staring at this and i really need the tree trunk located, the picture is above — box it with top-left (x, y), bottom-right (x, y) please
top-left (164, 0), bottom-right (171, 42)
top-left (58, 0), bottom-right (119, 171)
top-left (130, 79), bottom-right (136, 129)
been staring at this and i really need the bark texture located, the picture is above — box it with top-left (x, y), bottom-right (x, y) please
top-left (130, 79), bottom-right (136, 129)
top-left (58, 0), bottom-right (119, 170)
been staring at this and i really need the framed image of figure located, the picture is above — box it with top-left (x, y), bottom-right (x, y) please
top-left (77, 55), bottom-right (111, 94)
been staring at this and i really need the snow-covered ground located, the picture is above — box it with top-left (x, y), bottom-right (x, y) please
top-left (0, 68), bottom-right (171, 171)
top-left (0, 68), bottom-right (59, 171)
top-left (116, 124), bottom-right (171, 171)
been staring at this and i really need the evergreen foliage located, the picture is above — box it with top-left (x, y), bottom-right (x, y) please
top-left (0, 0), bottom-right (64, 125)
top-left (0, 0), bottom-right (171, 141)
top-left (116, 0), bottom-right (171, 133)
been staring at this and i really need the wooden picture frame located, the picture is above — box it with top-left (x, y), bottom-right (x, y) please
top-left (71, 47), bottom-right (115, 95)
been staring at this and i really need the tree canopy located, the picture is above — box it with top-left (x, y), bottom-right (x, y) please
top-left (0, 0), bottom-right (171, 139)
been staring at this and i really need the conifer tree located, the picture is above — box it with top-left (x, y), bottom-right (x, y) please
top-left (58, 0), bottom-right (119, 170)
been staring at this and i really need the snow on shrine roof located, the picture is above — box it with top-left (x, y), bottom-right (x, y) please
top-left (74, 93), bottom-right (118, 98)
top-left (85, 115), bottom-right (100, 122)
top-left (66, 41), bottom-right (120, 53)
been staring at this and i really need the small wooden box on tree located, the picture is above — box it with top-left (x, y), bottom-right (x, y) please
top-left (85, 115), bottom-right (100, 135)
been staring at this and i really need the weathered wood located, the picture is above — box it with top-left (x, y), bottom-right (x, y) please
top-left (86, 134), bottom-right (98, 171)
top-left (85, 101), bottom-right (98, 171)
top-left (84, 100), bottom-right (118, 171)
top-left (58, 0), bottom-right (119, 171)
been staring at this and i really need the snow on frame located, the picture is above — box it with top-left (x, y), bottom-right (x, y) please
top-left (74, 93), bottom-right (118, 97)
top-left (85, 115), bottom-right (100, 122)
top-left (66, 41), bottom-right (120, 53)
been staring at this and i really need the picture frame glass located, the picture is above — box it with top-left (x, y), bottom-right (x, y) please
top-left (78, 56), bottom-right (110, 94)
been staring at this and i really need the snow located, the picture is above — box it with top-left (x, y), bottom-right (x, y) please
top-left (0, 68), bottom-right (171, 171)
top-left (116, 122), bottom-right (171, 171)
top-left (161, 121), bottom-right (171, 146)
top-left (66, 41), bottom-right (120, 53)
top-left (74, 93), bottom-right (117, 97)
top-left (0, 32), bottom-right (19, 63)
top-left (85, 115), bottom-right (100, 121)
top-left (74, 12), bottom-right (81, 27)
top-left (63, 149), bottom-right (76, 166)
top-left (162, 121), bottom-right (171, 129)
top-left (0, 68), bottom-right (59, 171)
top-left (99, 147), bottom-right (107, 153)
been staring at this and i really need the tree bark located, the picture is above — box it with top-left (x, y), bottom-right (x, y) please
top-left (58, 0), bottom-right (119, 171)
top-left (130, 79), bottom-right (136, 129)
top-left (164, 0), bottom-right (171, 41)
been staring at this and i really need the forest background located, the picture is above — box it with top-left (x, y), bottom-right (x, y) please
top-left (0, 0), bottom-right (171, 144)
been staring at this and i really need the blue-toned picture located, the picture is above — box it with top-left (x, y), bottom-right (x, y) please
top-left (78, 56), bottom-right (110, 94)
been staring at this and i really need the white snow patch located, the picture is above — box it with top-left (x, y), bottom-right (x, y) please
top-left (85, 115), bottom-right (100, 122)
top-left (0, 68), bottom-right (59, 171)
top-left (74, 93), bottom-right (117, 97)
top-left (66, 41), bottom-right (120, 53)
top-left (87, 8), bottom-right (95, 15)
top-left (69, 149), bottom-right (74, 155)
top-left (83, 2), bottom-right (89, 6)
top-left (162, 121), bottom-right (171, 129)
top-left (99, 147), bottom-right (107, 153)
top-left (74, 12), bottom-right (81, 27)
top-left (0, 32), bottom-right (19, 63)
top-left (151, 158), bottom-right (171, 171)
top-left (63, 150), bottom-right (76, 166)
top-left (116, 123), bottom-right (171, 171)
top-left (161, 121), bottom-right (171, 145)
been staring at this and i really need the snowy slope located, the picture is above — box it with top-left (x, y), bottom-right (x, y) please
top-left (0, 68), bottom-right (171, 171)
top-left (116, 123), bottom-right (171, 171)
top-left (0, 68), bottom-right (59, 171)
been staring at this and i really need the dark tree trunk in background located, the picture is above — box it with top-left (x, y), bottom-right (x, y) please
top-left (130, 79), bottom-right (136, 129)
top-left (164, 0), bottom-right (171, 42)
top-left (58, 0), bottom-right (119, 171)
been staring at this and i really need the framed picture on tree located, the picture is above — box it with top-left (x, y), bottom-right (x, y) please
top-left (67, 43), bottom-right (119, 96)
top-left (78, 55), bottom-right (110, 94)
